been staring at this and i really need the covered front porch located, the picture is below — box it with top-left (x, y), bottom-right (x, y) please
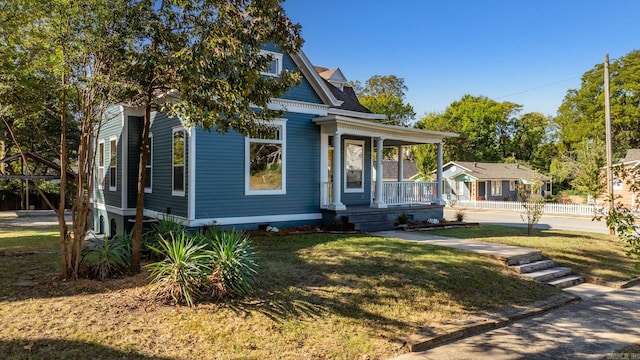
top-left (313, 115), bottom-right (458, 213)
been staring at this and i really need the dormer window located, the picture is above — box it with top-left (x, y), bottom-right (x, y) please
top-left (260, 50), bottom-right (283, 77)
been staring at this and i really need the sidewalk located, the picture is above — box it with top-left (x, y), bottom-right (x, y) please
top-left (373, 231), bottom-right (630, 359)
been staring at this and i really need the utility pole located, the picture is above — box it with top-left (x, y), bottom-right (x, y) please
top-left (604, 54), bottom-right (614, 234)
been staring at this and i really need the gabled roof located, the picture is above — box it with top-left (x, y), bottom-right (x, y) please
top-left (0, 152), bottom-right (77, 180)
top-left (444, 161), bottom-right (549, 181)
top-left (623, 149), bottom-right (640, 163)
top-left (373, 161), bottom-right (419, 180)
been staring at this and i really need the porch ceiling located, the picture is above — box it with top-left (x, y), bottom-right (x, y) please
top-left (313, 115), bottom-right (458, 145)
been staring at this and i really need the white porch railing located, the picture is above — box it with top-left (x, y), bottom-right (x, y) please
top-left (321, 181), bottom-right (438, 208)
top-left (381, 181), bottom-right (438, 206)
top-left (452, 200), bottom-right (606, 217)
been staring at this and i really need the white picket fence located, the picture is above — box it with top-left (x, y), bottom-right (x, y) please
top-left (451, 200), bottom-right (605, 217)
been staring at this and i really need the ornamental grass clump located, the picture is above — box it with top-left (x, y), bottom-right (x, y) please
top-left (81, 234), bottom-right (131, 281)
top-left (145, 229), bottom-right (259, 306)
top-left (205, 230), bottom-right (258, 298)
top-left (145, 231), bottom-right (209, 307)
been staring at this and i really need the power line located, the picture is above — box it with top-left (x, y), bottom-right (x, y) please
top-left (495, 76), bottom-right (581, 100)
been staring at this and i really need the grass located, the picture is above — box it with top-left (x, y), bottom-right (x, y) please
top-left (0, 225), bottom-right (561, 359)
top-left (427, 225), bottom-right (640, 282)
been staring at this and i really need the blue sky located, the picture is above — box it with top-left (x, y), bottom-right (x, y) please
top-left (284, 0), bottom-right (640, 120)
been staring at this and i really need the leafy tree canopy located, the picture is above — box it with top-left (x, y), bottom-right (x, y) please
top-left (556, 50), bottom-right (640, 160)
top-left (353, 75), bottom-right (415, 127)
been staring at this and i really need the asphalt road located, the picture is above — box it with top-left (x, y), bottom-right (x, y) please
top-left (443, 208), bottom-right (611, 234)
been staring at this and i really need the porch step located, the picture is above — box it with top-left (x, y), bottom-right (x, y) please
top-left (345, 213), bottom-right (397, 232)
top-left (509, 258), bottom-right (584, 289)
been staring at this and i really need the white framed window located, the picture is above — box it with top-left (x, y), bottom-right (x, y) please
top-left (245, 119), bottom-right (286, 195)
top-left (509, 180), bottom-right (516, 192)
top-left (491, 180), bottom-right (502, 196)
top-left (98, 140), bottom-right (105, 190)
top-left (144, 133), bottom-right (153, 193)
top-left (109, 137), bottom-right (117, 191)
top-left (259, 50), bottom-right (283, 77)
top-left (172, 128), bottom-right (185, 196)
top-left (344, 139), bottom-right (364, 192)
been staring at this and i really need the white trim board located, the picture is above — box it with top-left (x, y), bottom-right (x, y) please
top-left (190, 213), bottom-right (323, 227)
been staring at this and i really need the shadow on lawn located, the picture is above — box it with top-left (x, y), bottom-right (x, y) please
top-left (226, 233), bottom-right (556, 335)
top-left (0, 339), bottom-right (172, 360)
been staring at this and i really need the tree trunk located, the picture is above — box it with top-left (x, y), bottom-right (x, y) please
top-left (131, 102), bottom-right (152, 273)
top-left (59, 70), bottom-right (70, 278)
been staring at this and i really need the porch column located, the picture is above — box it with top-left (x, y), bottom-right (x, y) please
top-left (397, 145), bottom-right (404, 181)
top-left (372, 137), bottom-right (387, 208)
top-left (328, 132), bottom-right (346, 211)
top-left (436, 142), bottom-right (444, 205)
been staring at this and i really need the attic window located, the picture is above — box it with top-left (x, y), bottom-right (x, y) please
top-left (260, 50), bottom-right (283, 77)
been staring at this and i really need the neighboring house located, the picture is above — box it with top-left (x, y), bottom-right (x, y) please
top-left (441, 161), bottom-right (550, 201)
top-left (608, 149), bottom-right (640, 208)
top-left (91, 45), bottom-right (457, 236)
top-left (373, 160), bottom-right (419, 182)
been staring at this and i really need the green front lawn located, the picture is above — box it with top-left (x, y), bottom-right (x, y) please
top-left (0, 226), bottom-right (560, 359)
top-left (427, 225), bottom-right (639, 282)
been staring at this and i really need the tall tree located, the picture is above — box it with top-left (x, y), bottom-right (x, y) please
top-left (550, 138), bottom-right (606, 198)
top-left (556, 50), bottom-right (640, 160)
top-left (123, 0), bottom-right (304, 272)
top-left (414, 95), bottom-right (521, 169)
top-left (1, 0), bottom-right (134, 279)
top-left (353, 75), bottom-right (416, 127)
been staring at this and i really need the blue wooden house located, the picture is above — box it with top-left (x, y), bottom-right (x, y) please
top-left (441, 161), bottom-right (550, 202)
top-left (91, 47), bottom-right (457, 235)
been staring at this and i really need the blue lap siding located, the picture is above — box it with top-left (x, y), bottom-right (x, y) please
top-left (194, 111), bottom-right (321, 220)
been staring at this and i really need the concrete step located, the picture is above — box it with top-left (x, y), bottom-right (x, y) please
top-left (510, 259), bottom-right (557, 274)
top-left (547, 275), bottom-right (584, 289)
top-left (520, 267), bottom-right (572, 282)
top-left (504, 251), bottom-right (543, 266)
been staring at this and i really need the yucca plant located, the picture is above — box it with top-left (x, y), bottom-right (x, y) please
top-left (81, 235), bottom-right (131, 281)
top-left (145, 231), bottom-right (210, 307)
top-left (206, 230), bottom-right (258, 297)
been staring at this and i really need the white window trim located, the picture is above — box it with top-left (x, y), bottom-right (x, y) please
top-left (144, 133), bottom-right (153, 193)
top-left (259, 50), bottom-right (283, 77)
top-left (98, 140), bottom-right (105, 190)
top-left (172, 127), bottom-right (186, 197)
top-left (509, 180), bottom-right (516, 192)
top-left (109, 136), bottom-right (117, 191)
top-left (344, 139), bottom-right (365, 193)
top-left (491, 180), bottom-right (502, 196)
top-left (245, 119), bottom-right (287, 195)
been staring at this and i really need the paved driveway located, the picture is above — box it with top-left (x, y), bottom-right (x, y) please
top-left (397, 285), bottom-right (640, 359)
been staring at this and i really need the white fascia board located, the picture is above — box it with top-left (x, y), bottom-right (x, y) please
top-left (190, 213), bottom-right (323, 227)
top-left (328, 108), bottom-right (386, 120)
top-left (268, 98), bottom-right (329, 116)
top-left (290, 51), bottom-right (343, 107)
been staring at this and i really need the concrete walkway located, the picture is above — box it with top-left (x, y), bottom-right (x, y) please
top-left (373, 231), bottom-right (633, 359)
top-left (374, 230), bottom-right (543, 266)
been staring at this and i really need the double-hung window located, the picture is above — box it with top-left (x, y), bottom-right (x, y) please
top-left (245, 120), bottom-right (286, 195)
top-left (344, 140), bottom-right (364, 192)
top-left (172, 128), bottom-right (185, 196)
top-left (109, 137), bottom-right (117, 191)
top-left (144, 133), bottom-right (153, 193)
top-left (98, 140), bottom-right (105, 189)
top-left (259, 50), bottom-right (283, 77)
top-left (491, 180), bottom-right (502, 196)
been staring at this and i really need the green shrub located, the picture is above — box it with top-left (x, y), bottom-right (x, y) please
top-left (145, 231), bottom-right (210, 307)
top-left (81, 235), bottom-right (131, 281)
top-left (205, 230), bottom-right (258, 298)
top-left (455, 211), bottom-right (465, 222)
